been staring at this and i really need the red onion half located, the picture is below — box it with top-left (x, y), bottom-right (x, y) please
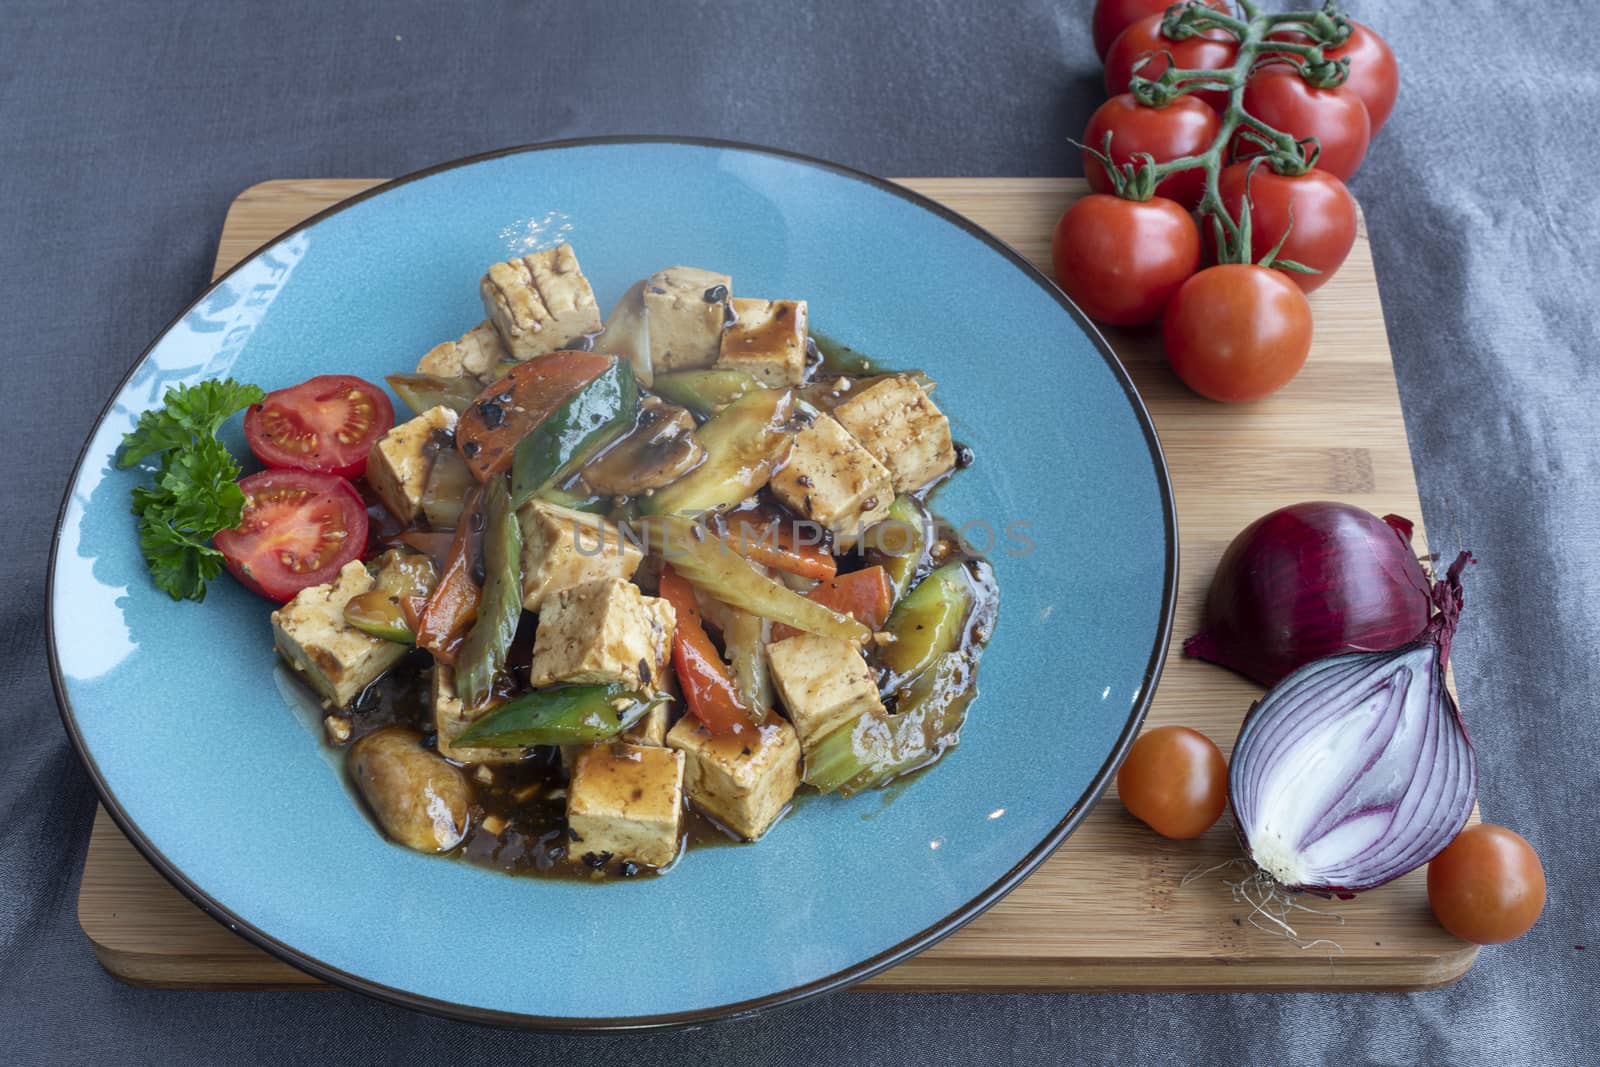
top-left (1185, 502), bottom-right (1434, 687)
top-left (1229, 553), bottom-right (1475, 896)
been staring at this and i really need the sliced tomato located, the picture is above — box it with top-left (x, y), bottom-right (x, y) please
top-left (216, 470), bottom-right (369, 602)
top-left (244, 374), bottom-right (393, 479)
top-left (455, 351), bottom-right (615, 480)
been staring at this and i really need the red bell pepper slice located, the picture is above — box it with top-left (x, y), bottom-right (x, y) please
top-left (454, 351), bottom-right (614, 479)
top-left (659, 565), bottom-right (750, 736)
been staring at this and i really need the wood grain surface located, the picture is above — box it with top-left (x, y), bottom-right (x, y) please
top-left (77, 176), bottom-right (1477, 993)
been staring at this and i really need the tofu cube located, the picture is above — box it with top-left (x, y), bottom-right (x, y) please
top-left (433, 665), bottom-right (528, 765)
top-left (518, 499), bottom-right (643, 611)
top-left (667, 714), bottom-right (801, 840)
top-left (642, 266), bottom-right (732, 372)
top-left (715, 298), bottom-right (807, 386)
top-left (832, 375), bottom-right (957, 493)
top-left (769, 413), bottom-right (893, 547)
top-left (766, 634), bottom-right (885, 753)
top-left (366, 405), bottom-right (457, 523)
top-left (416, 321), bottom-right (507, 381)
top-left (566, 743), bottom-right (685, 868)
top-left (271, 561), bottom-right (408, 707)
top-left (621, 700), bottom-right (672, 747)
top-left (480, 244), bottom-right (602, 361)
top-left (528, 578), bottom-right (675, 690)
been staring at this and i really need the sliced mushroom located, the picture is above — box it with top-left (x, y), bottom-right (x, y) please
top-left (348, 727), bottom-right (470, 853)
top-left (580, 397), bottom-right (706, 497)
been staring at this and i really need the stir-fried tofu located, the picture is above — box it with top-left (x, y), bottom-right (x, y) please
top-left (528, 578), bottom-right (676, 690)
top-left (416, 321), bottom-right (507, 381)
top-left (480, 244), bottom-right (602, 361)
top-left (621, 701), bottom-right (672, 747)
top-left (366, 405), bottom-right (457, 523)
top-left (518, 499), bottom-right (643, 611)
top-left (566, 743), bottom-right (685, 868)
top-left (769, 413), bottom-right (893, 548)
top-left (766, 634), bottom-right (885, 753)
top-left (433, 665), bottom-right (528, 765)
top-left (271, 561), bottom-right (408, 708)
top-left (667, 714), bottom-right (801, 840)
top-left (715, 298), bottom-right (807, 386)
top-left (642, 266), bottom-right (732, 373)
top-left (832, 375), bottom-right (957, 493)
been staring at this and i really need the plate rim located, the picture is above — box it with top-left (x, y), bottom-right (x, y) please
top-left (48, 135), bottom-right (1179, 1032)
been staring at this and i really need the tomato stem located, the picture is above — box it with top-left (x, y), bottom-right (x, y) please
top-left (1114, 0), bottom-right (1353, 264)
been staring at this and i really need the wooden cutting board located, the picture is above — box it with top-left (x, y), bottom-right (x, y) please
top-left (78, 177), bottom-right (1478, 993)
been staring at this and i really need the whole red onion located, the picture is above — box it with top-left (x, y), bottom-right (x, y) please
top-left (1183, 501), bottom-right (1432, 686)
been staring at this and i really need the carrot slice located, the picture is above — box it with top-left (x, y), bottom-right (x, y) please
top-left (771, 566), bottom-right (893, 642)
top-left (414, 488), bottom-right (484, 664)
top-left (725, 517), bottom-right (837, 581)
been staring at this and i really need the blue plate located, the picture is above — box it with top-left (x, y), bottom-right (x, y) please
top-left (50, 139), bottom-right (1176, 1029)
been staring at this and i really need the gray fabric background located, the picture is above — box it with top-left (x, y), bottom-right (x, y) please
top-left (3, 1), bottom-right (1594, 1062)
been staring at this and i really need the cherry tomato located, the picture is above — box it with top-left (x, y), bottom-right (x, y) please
top-left (1236, 69), bottom-right (1371, 181)
top-left (1213, 162), bottom-right (1358, 292)
top-left (1052, 194), bottom-right (1200, 327)
top-left (1093, 0), bottom-right (1226, 59)
top-left (215, 469), bottom-right (369, 602)
top-left (244, 374), bottom-right (394, 479)
top-left (1117, 725), bottom-right (1228, 839)
top-left (1270, 21), bottom-right (1399, 132)
top-left (1104, 14), bottom-right (1238, 112)
top-left (1084, 94), bottom-right (1221, 208)
top-left (1162, 264), bottom-right (1312, 401)
top-left (1428, 825), bottom-right (1547, 945)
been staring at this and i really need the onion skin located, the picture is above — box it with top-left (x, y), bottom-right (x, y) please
top-left (1184, 501), bottom-right (1433, 687)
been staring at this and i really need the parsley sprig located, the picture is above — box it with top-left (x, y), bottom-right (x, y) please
top-left (119, 379), bottom-right (263, 601)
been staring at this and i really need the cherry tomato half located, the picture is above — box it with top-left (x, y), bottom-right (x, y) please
top-left (1162, 264), bottom-right (1312, 401)
top-left (1052, 194), bottom-right (1200, 327)
top-left (1084, 94), bottom-right (1221, 208)
top-left (1236, 69), bottom-right (1371, 181)
top-left (1092, 0), bottom-right (1226, 59)
top-left (1270, 21), bottom-right (1399, 133)
top-left (1427, 825), bottom-right (1547, 945)
top-left (1117, 725), bottom-right (1228, 839)
top-left (1104, 14), bottom-right (1238, 112)
top-left (243, 374), bottom-right (394, 479)
top-left (216, 469), bottom-right (369, 602)
top-left (1214, 162), bottom-right (1358, 292)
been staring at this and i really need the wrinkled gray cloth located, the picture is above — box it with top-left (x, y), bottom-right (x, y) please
top-left (2, 1), bottom-right (1594, 1063)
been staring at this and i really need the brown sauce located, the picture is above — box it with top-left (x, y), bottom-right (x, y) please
top-left (313, 327), bottom-right (995, 881)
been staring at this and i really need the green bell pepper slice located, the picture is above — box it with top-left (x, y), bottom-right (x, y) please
top-left (510, 359), bottom-right (637, 508)
top-left (453, 684), bottom-right (668, 749)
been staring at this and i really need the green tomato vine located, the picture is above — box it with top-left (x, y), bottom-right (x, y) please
top-left (1088, 0), bottom-right (1356, 273)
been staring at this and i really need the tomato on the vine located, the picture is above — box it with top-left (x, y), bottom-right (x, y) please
top-left (243, 374), bottom-right (394, 479)
top-left (1084, 94), bottom-right (1220, 207)
top-left (1214, 162), bottom-right (1358, 292)
top-left (215, 469), bottom-right (369, 602)
top-left (1236, 68), bottom-right (1371, 181)
top-left (1103, 14), bottom-right (1238, 112)
top-left (1162, 264), bottom-right (1312, 401)
top-left (1428, 825), bottom-right (1546, 945)
top-left (1052, 194), bottom-right (1200, 327)
top-left (1092, 0), bottom-right (1226, 59)
top-left (1270, 21), bottom-right (1399, 132)
top-left (1117, 725), bottom-right (1228, 839)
